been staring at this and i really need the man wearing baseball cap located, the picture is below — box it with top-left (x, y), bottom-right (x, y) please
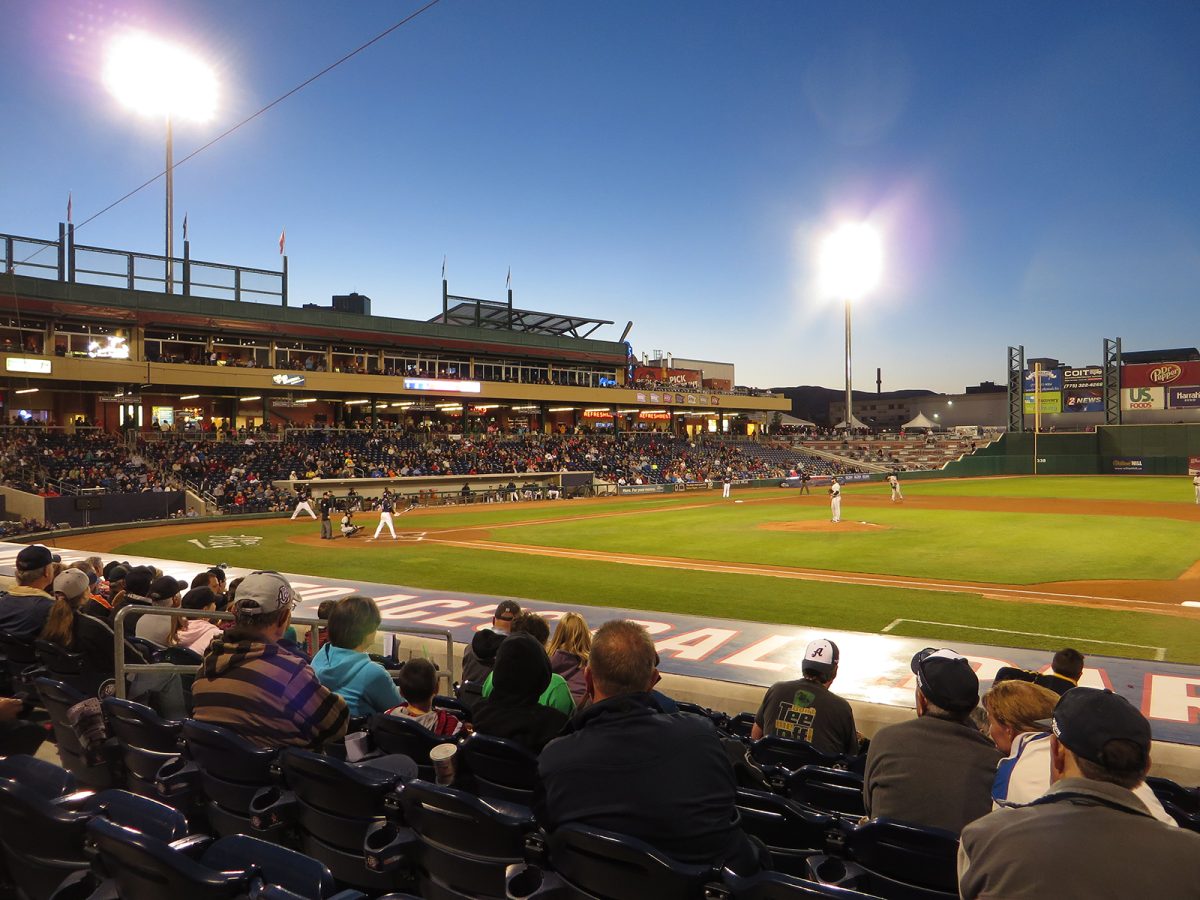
top-left (0, 545), bottom-right (57, 638)
top-left (751, 638), bottom-right (858, 757)
top-left (461, 599), bottom-right (522, 685)
top-left (959, 688), bottom-right (1200, 898)
top-left (863, 648), bottom-right (1001, 834)
top-left (192, 571), bottom-right (348, 750)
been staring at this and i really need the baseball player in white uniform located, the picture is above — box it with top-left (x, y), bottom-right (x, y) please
top-left (888, 472), bottom-right (904, 502)
top-left (1193, 472), bottom-right (1200, 504)
top-left (829, 478), bottom-right (842, 523)
top-left (290, 486), bottom-right (316, 519)
top-left (722, 473), bottom-right (732, 499)
top-left (373, 492), bottom-right (398, 540)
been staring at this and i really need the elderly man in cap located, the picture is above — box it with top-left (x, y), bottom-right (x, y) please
top-left (0, 545), bottom-right (58, 637)
top-left (192, 570), bottom-right (348, 750)
top-left (959, 688), bottom-right (1200, 898)
top-left (863, 648), bottom-right (1001, 833)
top-left (751, 638), bottom-right (858, 757)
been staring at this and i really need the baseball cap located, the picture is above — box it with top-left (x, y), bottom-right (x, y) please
top-left (206, 567), bottom-right (227, 585)
top-left (494, 599), bottom-right (521, 621)
top-left (107, 565), bottom-right (129, 583)
top-left (802, 639), bottom-right (840, 677)
top-left (124, 568), bottom-right (153, 597)
top-left (52, 569), bottom-right (91, 602)
top-left (233, 571), bottom-right (296, 617)
top-left (181, 587), bottom-right (217, 610)
top-left (16, 545), bottom-right (54, 571)
top-left (148, 575), bottom-right (186, 603)
top-left (911, 647), bottom-right (979, 713)
top-left (1048, 688), bottom-right (1151, 768)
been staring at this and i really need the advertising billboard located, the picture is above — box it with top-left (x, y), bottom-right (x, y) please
top-left (1111, 458), bottom-right (1146, 473)
top-left (1167, 386), bottom-right (1200, 409)
top-left (1120, 387), bottom-right (1165, 410)
top-left (1023, 368), bottom-right (1062, 392)
top-left (1120, 361), bottom-right (1200, 389)
top-left (1022, 392), bottom-right (1062, 414)
top-left (1061, 366), bottom-right (1103, 389)
top-left (1063, 388), bottom-right (1103, 413)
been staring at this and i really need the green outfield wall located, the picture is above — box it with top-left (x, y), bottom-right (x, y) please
top-left (939, 424), bottom-right (1200, 476)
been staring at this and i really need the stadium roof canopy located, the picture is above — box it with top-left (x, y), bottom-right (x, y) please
top-left (430, 296), bottom-right (613, 338)
top-left (1120, 348), bottom-right (1199, 364)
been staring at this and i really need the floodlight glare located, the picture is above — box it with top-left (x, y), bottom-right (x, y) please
top-left (103, 32), bottom-right (217, 121)
top-left (820, 223), bottom-right (883, 301)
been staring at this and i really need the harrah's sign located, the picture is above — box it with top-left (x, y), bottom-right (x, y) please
top-left (1121, 361), bottom-right (1200, 390)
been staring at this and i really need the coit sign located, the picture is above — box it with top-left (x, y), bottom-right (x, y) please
top-left (1150, 365), bottom-right (1182, 385)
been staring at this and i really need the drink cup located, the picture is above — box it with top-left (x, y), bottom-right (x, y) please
top-left (344, 731), bottom-right (370, 763)
top-left (430, 742), bottom-right (457, 785)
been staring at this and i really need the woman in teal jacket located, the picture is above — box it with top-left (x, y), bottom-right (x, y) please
top-left (312, 594), bottom-right (402, 717)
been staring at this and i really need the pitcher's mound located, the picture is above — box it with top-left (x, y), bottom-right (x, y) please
top-left (759, 521), bottom-right (889, 533)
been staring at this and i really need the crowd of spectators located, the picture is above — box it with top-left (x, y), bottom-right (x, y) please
top-left (1, 427), bottom-right (866, 517)
top-left (2, 548), bottom-right (1197, 895)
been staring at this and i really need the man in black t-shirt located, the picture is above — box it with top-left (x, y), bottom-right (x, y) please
top-left (318, 492), bottom-right (333, 540)
top-left (752, 638), bottom-right (858, 757)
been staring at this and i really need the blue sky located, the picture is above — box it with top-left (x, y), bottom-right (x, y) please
top-left (3, 1), bottom-right (1198, 392)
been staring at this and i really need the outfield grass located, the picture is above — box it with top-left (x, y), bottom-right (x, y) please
top-left (111, 529), bottom-right (1200, 662)
top-left (501, 503), bottom-right (1197, 583)
top-left (105, 474), bottom-right (1200, 663)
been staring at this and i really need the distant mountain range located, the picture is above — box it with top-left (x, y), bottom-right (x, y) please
top-left (769, 385), bottom-right (938, 425)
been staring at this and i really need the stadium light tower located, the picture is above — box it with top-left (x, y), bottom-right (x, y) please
top-left (820, 223), bottom-right (883, 431)
top-left (104, 31), bottom-right (217, 294)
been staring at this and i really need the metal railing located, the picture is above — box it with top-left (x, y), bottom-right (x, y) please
top-left (3, 225), bottom-right (287, 306)
top-left (112, 605), bottom-right (456, 699)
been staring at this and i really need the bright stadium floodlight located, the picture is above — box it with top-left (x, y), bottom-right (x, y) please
top-left (104, 31), bottom-right (217, 295)
top-left (820, 223), bottom-right (884, 433)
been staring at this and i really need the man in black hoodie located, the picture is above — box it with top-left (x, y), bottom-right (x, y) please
top-left (537, 619), bottom-right (762, 874)
top-left (461, 599), bottom-right (520, 684)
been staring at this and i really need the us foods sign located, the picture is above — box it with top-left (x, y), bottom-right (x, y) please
top-left (1121, 361), bottom-right (1200, 389)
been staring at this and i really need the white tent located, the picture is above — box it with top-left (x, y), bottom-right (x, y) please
top-left (779, 413), bottom-right (816, 427)
top-left (902, 412), bottom-right (940, 430)
top-left (833, 417), bottom-right (869, 430)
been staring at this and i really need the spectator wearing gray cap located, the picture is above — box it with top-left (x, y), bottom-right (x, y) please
top-left (0, 545), bottom-right (58, 638)
top-left (39, 569), bottom-right (144, 678)
top-left (192, 571), bottom-right (348, 750)
top-left (959, 688), bottom-right (1200, 899)
top-left (863, 648), bottom-right (1001, 834)
top-left (751, 638), bottom-right (859, 757)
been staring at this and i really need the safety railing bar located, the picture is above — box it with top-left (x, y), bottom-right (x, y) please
top-left (112, 606), bottom-right (455, 699)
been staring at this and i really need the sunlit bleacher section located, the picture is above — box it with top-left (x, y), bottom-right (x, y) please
top-left (797, 435), bottom-right (997, 472)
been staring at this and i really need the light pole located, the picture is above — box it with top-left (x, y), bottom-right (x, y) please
top-left (104, 32), bottom-right (217, 294)
top-left (820, 223), bottom-right (883, 432)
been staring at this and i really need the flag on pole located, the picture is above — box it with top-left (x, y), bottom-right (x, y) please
top-left (441, 255), bottom-right (446, 280)
top-left (279, 229), bottom-right (286, 256)
top-left (506, 266), bottom-right (511, 290)
top-left (182, 213), bottom-right (188, 242)
top-left (67, 192), bottom-right (72, 225)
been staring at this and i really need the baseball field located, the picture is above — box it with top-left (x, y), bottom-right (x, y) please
top-left (55, 475), bottom-right (1200, 664)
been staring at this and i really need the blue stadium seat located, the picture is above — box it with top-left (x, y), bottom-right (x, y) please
top-left (724, 712), bottom-right (758, 741)
top-left (389, 779), bottom-right (536, 899)
top-left (734, 789), bottom-right (835, 876)
top-left (506, 823), bottom-right (718, 900)
top-left (101, 697), bottom-right (184, 801)
top-left (369, 714), bottom-right (455, 783)
top-left (785, 767), bottom-right (866, 819)
top-left (34, 641), bottom-right (108, 698)
top-left (749, 737), bottom-right (842, 773)
top-left (34, 677), bottom-right (116, 789)
top-left (457, 733), bottom-right (539, 808)
top-left (165, 720), bottom-right (282, 839)
top-left (722, 870), bottom-right (875, 898)
top-left (82, 817), bottom-right (342, 900)
top-left (251, 748), bottom-right (416, 894)
top-left (1, 631), bottom-right (42, 696)
top-left (805, 818), bottom-right (959, 900)
top-left (0, 779), bottom-right (187, 900)
top-left (0, 753), bottom-right (76, 801)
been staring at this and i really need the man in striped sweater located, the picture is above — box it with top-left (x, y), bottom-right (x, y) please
top-left (193, 570), bottom-right (348, 750)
